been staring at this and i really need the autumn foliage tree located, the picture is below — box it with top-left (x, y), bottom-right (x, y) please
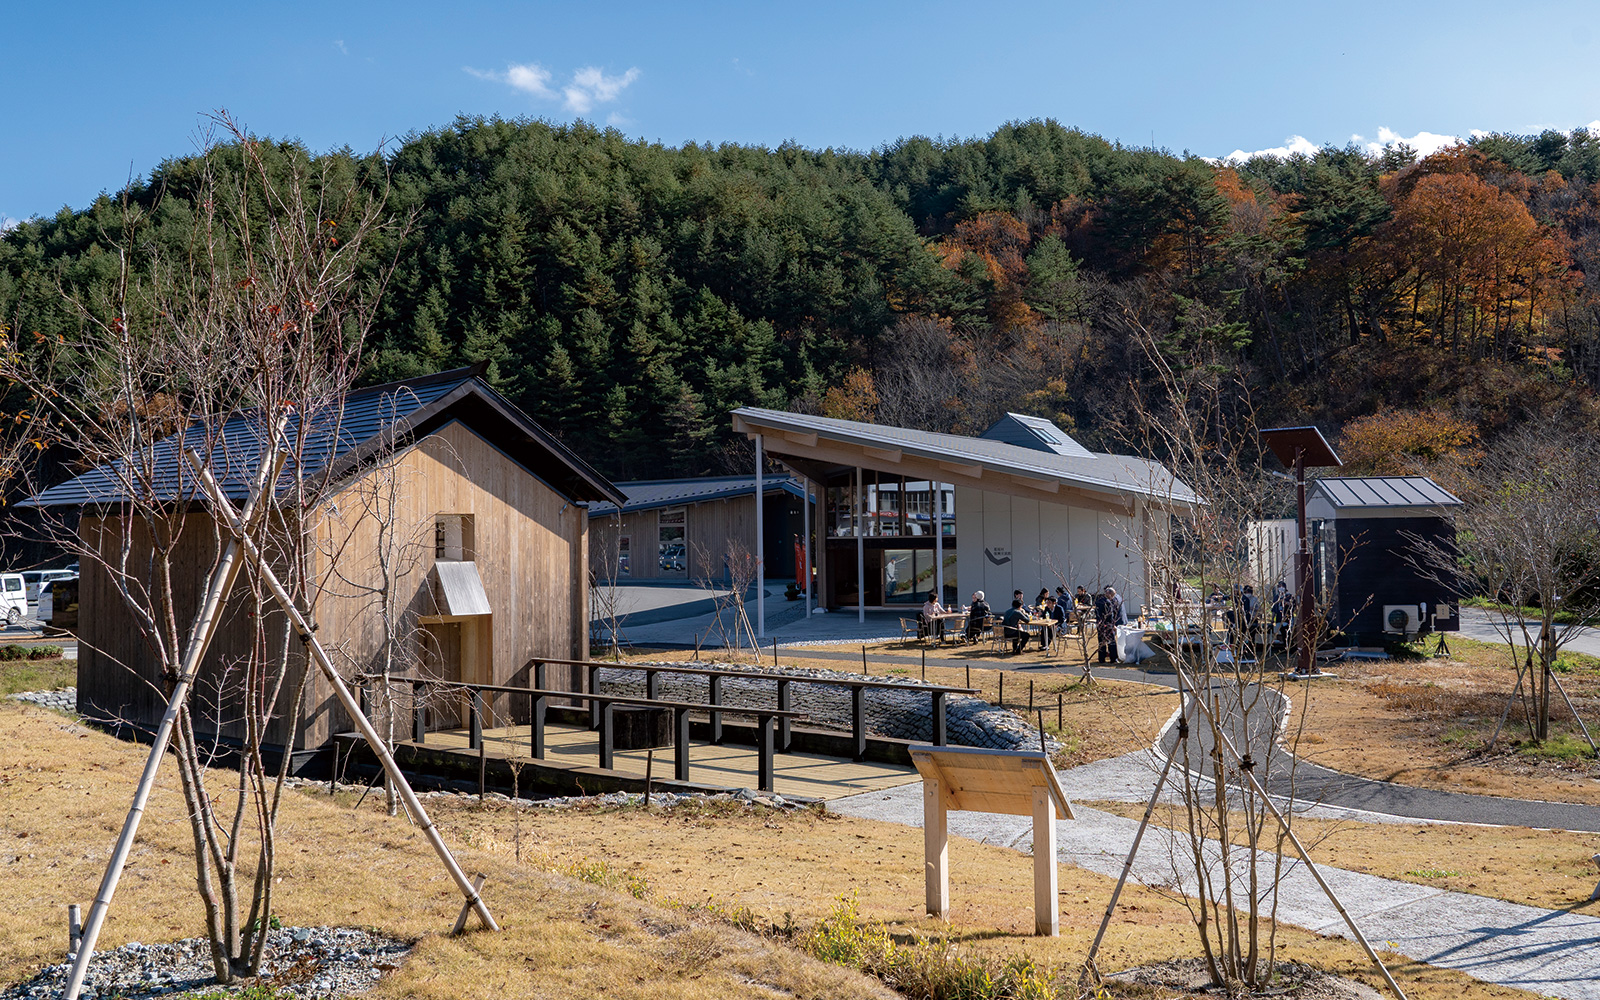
top-left (1336, 408), bottom-right (1479, 475)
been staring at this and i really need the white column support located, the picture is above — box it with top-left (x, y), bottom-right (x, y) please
top-left (755, 434), bottom-right (765, 639)
top-left (855, 466), bottom-right (865, 623)
top-left (934, 482), bottom-right (944, 605)
top-left (802, 475), bottom-right (812, 618)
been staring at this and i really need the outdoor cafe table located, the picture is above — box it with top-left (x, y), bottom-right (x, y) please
top-left (927, 611), bottom-right (969, 642)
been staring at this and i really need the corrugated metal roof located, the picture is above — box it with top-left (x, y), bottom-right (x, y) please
top-left (1311, 477), bottom-right (1463, 509)
top-left (732, 408), bottom-right (1198, 504)
top-left (588, 475), bottom-right (810, 518)
top-left (980, 412), bottom-right (1097, 459)
top-left (22, 366), bottom-right (624, 508)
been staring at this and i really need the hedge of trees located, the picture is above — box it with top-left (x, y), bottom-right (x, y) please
top-left (5, 116), bottom-right (1599, 480)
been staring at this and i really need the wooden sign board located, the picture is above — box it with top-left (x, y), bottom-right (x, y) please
top-left (909, 746), bottom-right (1074, 936)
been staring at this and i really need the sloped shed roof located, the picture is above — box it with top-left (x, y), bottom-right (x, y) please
top-left (23, 365), bottom-right (624, 508)
top-left (1310, 477), bottom-right (1462, 510)
top-left (587, 475), bottom-right (810, 518)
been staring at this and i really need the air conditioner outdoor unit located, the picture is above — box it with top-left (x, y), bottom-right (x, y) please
top-left (1383, 605), bottom-right (1422, 635)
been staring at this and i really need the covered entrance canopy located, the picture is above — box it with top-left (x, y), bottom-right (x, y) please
top-left (730, 408), bottom-right (1198, 632)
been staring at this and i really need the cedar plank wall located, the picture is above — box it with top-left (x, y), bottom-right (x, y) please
top-left (587, 496), bottom-right (763, 583)
top-left (76, 511), bottom-right (304, 748)
top-left (78, 419), bottom-right (588, 752)
top-left (312, 420), bottom-right (587, 744)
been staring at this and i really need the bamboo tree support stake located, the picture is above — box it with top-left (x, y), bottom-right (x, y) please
top-left (62, 432), bottom-right (286, 1000)
top-left (1168, 659), bottom-right (1408, 1000)
top-left (1085, 729), bottom-right (1181, 973)
top-left (188, 451), bottom-right (500, 935)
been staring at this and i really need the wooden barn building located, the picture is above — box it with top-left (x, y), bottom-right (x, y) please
top-left (587, 475), bottom-right (813, 584)
top-left (23, 366), bottom-right (623, 763)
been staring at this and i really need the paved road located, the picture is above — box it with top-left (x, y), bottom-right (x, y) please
top-left (1457, 606), bottom-right (1600, 658)
top-left (771, 644), bottom-right (1600, 832)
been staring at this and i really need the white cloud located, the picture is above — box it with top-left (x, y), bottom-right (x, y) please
top-left (1355, 127), bottom-right (1463, 159)
top-left (467, 62), bottom-right (639, 115)
top-left (0, 215), bottom-right (19, 233)
top-left (606, 112), bottom-right (634, 128)
top-left (1218, 134), bottom-right (1321, 164)
top-left (334, 39), bottom-right (348, 56)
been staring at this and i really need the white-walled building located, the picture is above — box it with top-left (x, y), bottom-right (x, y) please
top-left (730, 408), bottom-right (1196, 614)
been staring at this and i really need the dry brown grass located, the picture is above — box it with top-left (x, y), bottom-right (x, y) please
top-left (1080, 799), bottom-right (1600, 912)
top-left (1288, 639), bottom-right (1600, 805)
top-left (0, 700), bottom-right (1550, 1000)
top-left (621, 647), bottom-right (1179, 769)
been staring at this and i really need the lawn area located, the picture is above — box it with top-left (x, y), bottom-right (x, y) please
top-left (1081, 798), bottom-right (1600, 911)
top-left (1288, 636), bottom-right (1600, 804)
top-left (0, 655), bottom-right (74, 696)
top-left (0, 700), bottom-right (1543, 1000)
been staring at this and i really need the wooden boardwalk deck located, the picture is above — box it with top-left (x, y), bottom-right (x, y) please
top-left (405, 723), bottom-right (920, 801)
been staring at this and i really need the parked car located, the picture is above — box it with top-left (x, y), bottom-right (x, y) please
top-left (38, 576), bottom-right (79, 632)
top-left (0, 573), bottom-right (27, 625)
top-left (21, 568), bottom-right (76, 604)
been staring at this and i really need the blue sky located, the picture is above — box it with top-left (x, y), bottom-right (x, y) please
top-left (4, 0), bottom-right (1599, 227)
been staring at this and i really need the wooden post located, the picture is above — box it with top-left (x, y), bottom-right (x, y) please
top-left (851, 685), bottom-right (867, 761)
top-left (1057, 692), bottom-right (1063, 732)
top-left (709, 674), bottom-right (724, 744)
top-left (777, 678), bottom-right (793, 752)
top-left (188, 454), bottom-right (500, 936)
top-left (772, 637), bottom-right (779, 668)
top-left (931, 691), bottom-right (947, 747)
top-left (755, 432), bottom-right (765, 638)
top-left (644, 748), bottom-right (654, 808)
top-left (757, 715), bottom-right (775, 792)
top-left (999, 672), bottom-right (1004, 708)
top-left (921, 648), bottom-right (926, 680)
top-left (966, 664), bottom-right (971, 689)
top-left (924, 776), bottom-right (949, 918)
top-left (1032, 785), bottom-right (1059, 937)
top-left (674, 707), bottom-right (691, 782)
top-left (1029, 679), bottom-right (1034, 711)
top-left (861, 645), bottom-right (868, 674)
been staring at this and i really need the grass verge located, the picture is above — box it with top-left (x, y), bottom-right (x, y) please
top-left (0, 656), bottom-right (74, 696)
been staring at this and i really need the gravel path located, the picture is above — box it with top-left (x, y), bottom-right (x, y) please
top-left (1, 927), bottom-right (411, 1000)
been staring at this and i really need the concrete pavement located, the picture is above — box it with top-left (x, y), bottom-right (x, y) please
top-left (831, 756), bottom-right (1600, 999)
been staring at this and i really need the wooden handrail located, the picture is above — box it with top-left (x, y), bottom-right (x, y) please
top-left (535, 656), bottom-right (979, 695)
top-left (356, 673), bottom-right (808, 718)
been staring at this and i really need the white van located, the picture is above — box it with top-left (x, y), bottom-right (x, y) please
top-left (0, 573), bottom-right (26, 625)
top-left (21, 569), bottom-right (75, 604)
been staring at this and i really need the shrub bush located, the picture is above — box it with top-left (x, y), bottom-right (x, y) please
top-left (28, 645), bottom-right (62, 660)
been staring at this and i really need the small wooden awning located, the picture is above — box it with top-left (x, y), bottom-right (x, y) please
top-left (910, 746), bottom-right (1074, 819)
top-left (433, 560), bottom-right (491, 617)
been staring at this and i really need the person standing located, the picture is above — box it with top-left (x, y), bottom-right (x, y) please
top-left (1001, 598), bottom-right (1029, 655)
top-left (1094, 585), bottom-right (1126, 664)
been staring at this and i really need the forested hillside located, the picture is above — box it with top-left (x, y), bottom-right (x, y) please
top-left (5, 117), bottom-right (1599, 479)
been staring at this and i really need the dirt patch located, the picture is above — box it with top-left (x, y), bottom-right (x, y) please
top-left (1104, 958), bottom-right (1383, 999)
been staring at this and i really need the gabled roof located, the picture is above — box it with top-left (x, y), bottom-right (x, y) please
top-left (1310, 476), bottom-right (1462, 510)
top-left (980, 412), bottom-right (1096, 459)
top-left (22, 365), bottom-right (624, 508)
top-left (731, 408), bottom-right (1197, 505)
top-left (588, 475), bottom-right (810, 518)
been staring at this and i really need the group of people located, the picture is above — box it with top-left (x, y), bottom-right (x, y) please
top-left (917, 583), bottom-right (1129, 661)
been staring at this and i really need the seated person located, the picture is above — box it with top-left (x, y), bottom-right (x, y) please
top-left (920, 591), bottom-right (946, 639)
top-left (1040, 594), bottom-right (1067, 649)
top-left (1001, 599), bottom-right (1029, 655)
top-left (1074, 585), bottom-right (1092, 611)
top-left (964, 591), bottom-right (991, 642)
top-left (1034, 588), bottom-right (1051, 612)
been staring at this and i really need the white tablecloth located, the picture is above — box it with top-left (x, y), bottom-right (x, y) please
top-left (1117, 625), bottom-right (1157, 663)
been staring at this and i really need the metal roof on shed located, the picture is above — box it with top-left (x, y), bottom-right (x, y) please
top-left (588, 475), bottom-right (810, 518)
top-left (1309, 477), bottom-right (1462, 509)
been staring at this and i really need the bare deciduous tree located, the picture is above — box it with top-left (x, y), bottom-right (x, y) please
top-left (1, 112), bottom-right (403, 983)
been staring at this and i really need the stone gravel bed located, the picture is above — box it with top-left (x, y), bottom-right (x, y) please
top-left (2, 926), bottom-right (411, 1000)
top-left (7, 687), bottom-right (76, 713)
top-left (596, 661), bottom-right (1059, 753)
top-left (284, 776), bottom-right (812, 810)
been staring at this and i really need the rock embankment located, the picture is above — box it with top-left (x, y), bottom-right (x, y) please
top-left (7, 687), bottom-right (75, 713)
top-left (596, 662), bottom-right (1058, 753)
